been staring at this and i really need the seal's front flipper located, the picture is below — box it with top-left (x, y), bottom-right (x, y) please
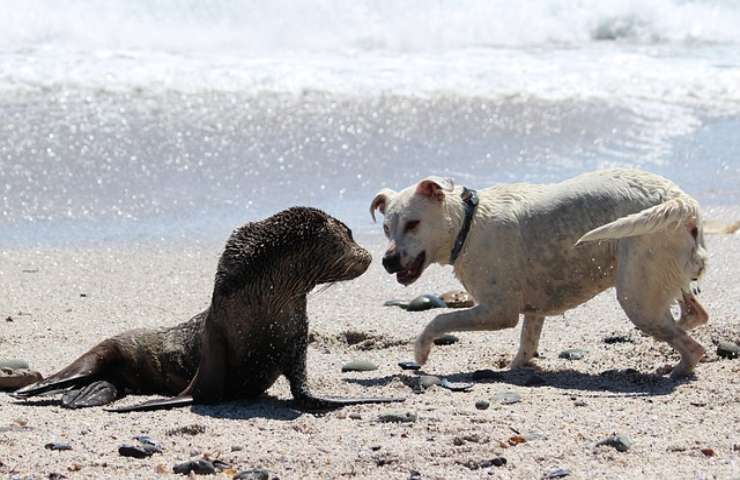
top-left (293, 393), bottom-right (405, 411)
top-left (61, 380), bottom-right (119, 409)
top-left (106, 395), bottom-right (194, 413)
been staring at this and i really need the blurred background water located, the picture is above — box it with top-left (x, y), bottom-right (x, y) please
top-left (1, 0), bottom-right (739, 246)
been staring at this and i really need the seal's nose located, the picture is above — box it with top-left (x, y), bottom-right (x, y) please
top-left (382, 251), bottom-right (402, 274)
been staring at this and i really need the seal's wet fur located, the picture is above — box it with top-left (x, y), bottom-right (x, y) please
top-left (15, 207), bottom-right (402, 411)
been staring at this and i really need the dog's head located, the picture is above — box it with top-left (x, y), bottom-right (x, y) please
top-left (370, 176), bottom-right (456, 286)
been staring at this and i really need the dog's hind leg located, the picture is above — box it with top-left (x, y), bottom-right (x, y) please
top-left (511, 314), bottom-right (545, 369)
top-left (415, 304), bottom-right (520, 365)
top-left (616, 238), bottom-right (705, 378)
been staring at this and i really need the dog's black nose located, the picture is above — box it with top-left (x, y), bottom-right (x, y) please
top-left (382, 252), bottom-right (403, 274)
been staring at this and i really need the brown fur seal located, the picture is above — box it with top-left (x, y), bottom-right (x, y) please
top-left (14, 207), bottom-right (403, 411)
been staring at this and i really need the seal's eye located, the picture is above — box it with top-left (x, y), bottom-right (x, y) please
top-left (404, 220), bottom-right (420, 233)
top-left (383, 224), bottom-right (390, 237)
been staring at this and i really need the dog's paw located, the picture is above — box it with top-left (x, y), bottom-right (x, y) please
top-left (414, 335), bottom-right (433, 366)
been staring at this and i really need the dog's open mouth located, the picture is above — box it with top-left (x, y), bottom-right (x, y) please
top-left (396, 251), bottom-right (426, 286)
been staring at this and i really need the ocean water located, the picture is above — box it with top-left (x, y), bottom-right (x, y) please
top-left (1, 0), bottom-right (739, 246)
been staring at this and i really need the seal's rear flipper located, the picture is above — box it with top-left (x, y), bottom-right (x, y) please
top-left (11, 372), bottom-right (93, 399)
top-left (62, 380), bottom-right (119, 409)
top-left (293, 394), bottom-right (405, 411)
top-left (106, 395), bottom-right (194, 413)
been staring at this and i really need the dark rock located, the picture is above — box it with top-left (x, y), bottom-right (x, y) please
top-left (475, 400), bottom-right (490, 410)
top-left (341, 359), bottom-right (378, 372)
top-left (471, 369), bottom-right (502, 381)
top-left (231, 445), bottom-right (243, 452)
top-left (543, 467), bottom-right (571, 479)
top-left (717, 341), bottom-right (740, 359)
top-left (398, 360), bottom-right (421, 371)
top-left (495, 391), bottom-right (521, 405)
top-left (439, 378), bottom-right (474, 392)
top-left (559, 349), bottom-right (587, 360)
top-left (5, 316), bottom-right (12, 322)
top-left (377, 411), bottom-right (417, 423)
top-left (44, 442), bottom-right (72, 451)
top-left (48, 474), bottom-right (68, 480)
top-left (234, 469), bottom-right (270, 480)
top-left (405, 294), bottom-right (446, 312)
top-left (603, 334), bottom-right (633, 344)
top-left (118, 444), bottom-right (160, 459)
top-left (173, 459), bottom-right (217, 475)
top-left (0, 367), bottom-right (43, 390)
top-left (440, 290), bottom-right (474, 308)
top-left (596, 434), bottom-right (632, 452)
top-left (433, 334), bottom-right (459, 346)
top-left (524, 373), bottom-right (546, 386)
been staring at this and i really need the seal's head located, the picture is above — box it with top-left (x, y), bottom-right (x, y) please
top-left (316, 213), bottom-right (371, 283)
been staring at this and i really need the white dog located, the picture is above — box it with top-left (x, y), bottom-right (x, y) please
top-left (370, 169), bottom-right (708, 378)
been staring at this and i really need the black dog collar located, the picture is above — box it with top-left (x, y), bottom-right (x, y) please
top-left (449, 187), bottom-right (479, 265)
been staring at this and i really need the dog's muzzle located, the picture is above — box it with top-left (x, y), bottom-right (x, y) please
top-left (382, 252), bottom-right (403, 274)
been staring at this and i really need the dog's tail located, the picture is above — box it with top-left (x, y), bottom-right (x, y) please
top-left (576, 196), bottom-right (700, 245)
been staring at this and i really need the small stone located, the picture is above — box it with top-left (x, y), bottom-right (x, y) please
top-left (119, 444), bottom-right (160, 459)
top-left (524, 373), bottom-right (546, 386)
top-left (45, 442), bottom-right (72, 451)
top-left (398, 361), bottom-right (421, 371)
top-left (495, 391), bottom-right (521, 405)
top-left (463, 457), bottom-right (507, 469)
top-left (574, 400), bottom-right (587, 407)
top-left (231, 445), bottom-right (243, 452)
top-left (433, 334), bottom-right (459, 346)
top-left (5, 316), bottom-right (12, 322)
top-left (132, 435), bottom-right (162, 451)
top-left (408, 470), bottom-right (422, 480)
top-left (406, 294), bottom-right (446, 312)
top-left (475, 400), bottom-right (490, 410)
top-left (509, 434), bottom-right (527, 445)
top-left (440, 290), bottom-right (474, 308)
top-left (603, 334), bottom-right (633, 344)
top-left (717, 341), bottom-right (740, 359)
top-left (439, 378), bottom-right (474, 392)
top-left (559, 349), bottom-right (587, 360)
top-left (166, 424), bottom-right (206, 436)
top-left (543, 467), bottom-right (571, 479)
top-left (596, 434), bottom-right (632, 452)
top-left (377, 411), bottom-right (417, 423)
top-left (48, 473), bottom-right (67, 480)
top-left (67, 463), bottom-right (81, 472)
top-left (341, 359), bottom-right (378, 372)
top-left (700, 447), bottom-right (715, 457)
top-left (173, 459), bottom-right (216, 475)
top-left (79, 293), bottom-right (87, 297)
top-left (234, 469), bottom-right (270, 480)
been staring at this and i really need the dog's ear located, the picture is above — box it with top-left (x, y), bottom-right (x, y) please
top-left (369, 189), bottom-right (396, 223)
top-left (415, 176), bottom-right (454, 202)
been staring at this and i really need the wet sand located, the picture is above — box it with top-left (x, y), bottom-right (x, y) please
top-left (1, 232), bottom-right (739, 479)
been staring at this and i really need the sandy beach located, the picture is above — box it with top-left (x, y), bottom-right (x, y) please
top-left (1, 231), bottom-right (738, 480)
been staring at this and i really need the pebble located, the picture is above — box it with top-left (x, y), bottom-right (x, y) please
top-left (717, 341), bottom-right (740, 359)
top-left (48, 473), bottom-right (67, 480)
top-left (475, 400), bottom-right (490, 410)
top-left (603, 334), bottom-right (633, 344)
top-left (234, 469), bottom-right (270, 480)
top-left (230, 445), bottom-right (243, 452)
top-left (543, 467), bottom-right (571, 479)
top-left (433, 334), bottom-right (459, 346)
top-left (398, 361), bottom-right (421, 371)
top-left (495, 391), bottom-right (522, 405)
top-left (440, 290), bottom-right (474, 308)
top-left (173, 459), bottom-right (216, 476)
top-left (341, 359), bottom-right (378, 372)
top-left (574, 400), bottom-right (587, 407)
top-left (596, 434), bottom-right (632, 452)
top-left (439, 378), bottom-right (474, 392)
top-left (405, 294), bottom-right (446, 312)
top-left (408, 470), bottom-right (422, 480)
top-left (377, 411), bottom-right (417, 423)
top-left (700, 447), bottom-right (715, 457)
top-left (118, 444), bottom-right (160, 459)
top-left (44, 443), bottom-right (72, 451)
top-left (559, 349), bottom-right (587, 360)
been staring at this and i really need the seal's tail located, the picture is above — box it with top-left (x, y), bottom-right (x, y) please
top-left (576, 196), bottom-right (700, 245)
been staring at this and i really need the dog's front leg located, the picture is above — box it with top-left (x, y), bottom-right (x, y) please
top-left (415, 304), bottom-right (519, 365)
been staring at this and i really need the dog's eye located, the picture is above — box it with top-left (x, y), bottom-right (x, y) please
top-left (404, 220), bottom-right (420, 233)
top-left (383, 224), bottom-right (390, 237)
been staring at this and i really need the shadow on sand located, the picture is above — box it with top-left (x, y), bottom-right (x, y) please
top-left (345, 367), bottom-right (686, 397)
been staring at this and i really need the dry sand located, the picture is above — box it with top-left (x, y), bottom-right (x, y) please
top-left (1, 232), bottom-right (739, 479)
